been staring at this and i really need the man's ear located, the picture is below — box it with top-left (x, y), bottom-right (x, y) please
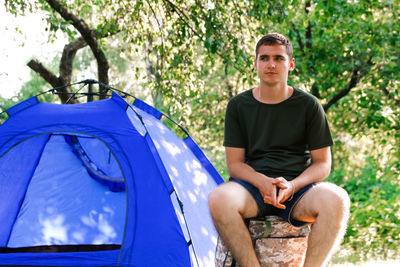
top-left (254, 57), bottom-right (258, 71)
top-left (289, 58), bottom-right (295, 71)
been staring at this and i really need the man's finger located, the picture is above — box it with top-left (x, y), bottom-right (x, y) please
top-left (276, 183), bottom-right (288, 189)
top-left (272, 177), bottom-right (289, 189)
top-left (272, 177), bottom-right (285, 184)
top-left (273, 180), bottom-right (288, 189)
top-left (263, 196), bottom-right (272, 204)
top-left (276, 188), bottom-right (286, 203)
top-left (271, 185), bottom-right (277, 206)
top-left (273, 202), bottom-right (286, 209)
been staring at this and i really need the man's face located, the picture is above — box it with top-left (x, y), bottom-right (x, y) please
top-left (254, 44), bottom-right (295, 87)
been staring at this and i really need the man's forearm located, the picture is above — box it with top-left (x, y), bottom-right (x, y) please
top-left (292, 161), bottom-right (331, 193)
top-left (227, 161), bottom-right (272, 189)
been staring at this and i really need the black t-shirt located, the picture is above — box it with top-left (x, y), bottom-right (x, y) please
top-left (223, 88), bottom-right (333, 179)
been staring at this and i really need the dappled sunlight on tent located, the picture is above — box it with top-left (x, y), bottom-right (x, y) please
top-left (201, 226), bottom-right (209, 237)
top-left (26, 207), bottom-right (121, 247)
top-left (193, 170), bottom-right (208, 186)
top-left (188, 192), bottom-right (197, 203)
top-left (92, 214), bottom-right (117, 244)
top-left (152, 139), bottom-right (161, 150)
top-left (202, 250), bottom-right (218, 267)
top-left (185, 159), bottom-right (202, 172)
top-left (161, 139), bottom-right (183, 157)
top-left (6, 134), bottom-right (127, 248)
top-left (170, 166), bottom-right (179, 177)
top-left (41, 214), bottom-right (68, 245)
top-left (134, 106), bottom-right (223, 267)
top-left (71, 230), bottom-right (85, 243)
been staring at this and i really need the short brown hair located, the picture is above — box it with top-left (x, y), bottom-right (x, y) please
top-left (255, 33), bottom-right (293, 59)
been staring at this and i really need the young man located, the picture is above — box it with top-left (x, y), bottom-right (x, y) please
top-left (208, 33), bottom-right (350, 267)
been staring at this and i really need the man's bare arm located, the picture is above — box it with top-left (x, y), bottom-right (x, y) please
top-left (293, 146), bottom-right (332, 190)
top-left (276, 146), bottom-right (332, 204)
top-left (225, 146), bottom-right (285, 208)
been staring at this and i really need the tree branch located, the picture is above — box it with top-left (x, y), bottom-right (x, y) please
top-left (145, 0), bottom-right (165, 77)
top-left (27, 59), bottom-right (59, 87)
top-left (44, 0), bottom-right (109, 97)
top-left (304, 0), bottom-right (319, 98)
top-left (59, 36), bottom-right (87, 80)
top-left (305, 1), bottom-right (312, 52)
top-left (28, 29), bottom-right (115, 104)
top-left (145, 34), bottom-right (164, 108)
top-left (290, 22), bottom-right (305, 57)
top-left (27, 59), bottom-right (79, 104)
top-left (311, 83), bottom-right (320, 99)
top-left (324, 58), bottom-right (374, 111)
top-left (162, 0), bottom-right (203, 40)
top-left (57, 36), bottom-right (88, 102)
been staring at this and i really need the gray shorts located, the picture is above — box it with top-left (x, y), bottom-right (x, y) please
top-left (230, 178), bottom-right (315, 227)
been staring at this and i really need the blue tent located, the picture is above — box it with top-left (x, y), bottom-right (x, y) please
top-left (0, 90), bottom-right (223, 266)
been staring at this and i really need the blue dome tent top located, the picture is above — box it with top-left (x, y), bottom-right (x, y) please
top-left (0, 80), bottom-right (224, 267)
top-left (1, 79), bottom-right (190, 136)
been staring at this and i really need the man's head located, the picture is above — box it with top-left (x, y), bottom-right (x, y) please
top-left (255, 33), bottom-right (293, 59)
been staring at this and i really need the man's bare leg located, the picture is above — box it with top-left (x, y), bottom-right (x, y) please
top-left (291, 182), bottom-right (351, 267)
top-left (209, 182), bottom-right (260, 267)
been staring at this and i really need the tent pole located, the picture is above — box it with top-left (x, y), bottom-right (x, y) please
top-left (87, 83), bottom-right (93, 102)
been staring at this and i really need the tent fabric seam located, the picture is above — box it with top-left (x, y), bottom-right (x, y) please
top-left (0, 125), bottom-right (118, 155)
top-left (4, 134), bottom-right (51, 247)
top-left (171, 191), bottom-right (200, 267)
top-left (143, 133), bottom-right (201, 266)
top-left (183, 136), bottom-right (224, 185)
top-left (142, 134), bottom-right (196, 264)
top-left (5, 96), bottom-right (39, 118)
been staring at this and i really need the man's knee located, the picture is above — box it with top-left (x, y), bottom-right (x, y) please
top-left (209, 183), bottom-right (238, 218)
top-left (208, 182), bottom-right (258, 219)
top-left (293, 182), bottom-right (350, 222)
top-left (312, 182), bottom-right (351, 219)
top-left (208, 185), bottom-right (229, 217)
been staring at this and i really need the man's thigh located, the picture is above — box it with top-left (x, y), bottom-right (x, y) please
top-left (291, 182), bottom-right (347, 223)
top-left (211, 181), bottom-right (259, 219)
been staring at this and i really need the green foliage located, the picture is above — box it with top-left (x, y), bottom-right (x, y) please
top-left (0, 72), bottom-right (56, 124)
top-left (328, 117), bottom-right (400, 262)
top-left (4, 0), bottom-right (400, 262)
top-left (329, 156), bottom-right (400, 262)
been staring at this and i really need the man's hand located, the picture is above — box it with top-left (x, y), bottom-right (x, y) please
top-left (257, 176), bottom-right (288, 209)
top-left (224, 146), bottom-right (296, 210)
top-left (273, 177), bottom-right (295, 208)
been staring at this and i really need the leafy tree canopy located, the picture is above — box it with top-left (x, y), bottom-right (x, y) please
top-left (3, 0), bottom-right (400, 261)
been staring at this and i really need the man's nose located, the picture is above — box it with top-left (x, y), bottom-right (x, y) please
top-left (266, 59), bottom-right (276, 68)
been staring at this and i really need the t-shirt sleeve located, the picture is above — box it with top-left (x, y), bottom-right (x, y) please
top-left (306, 98), bottom-right (334, 150)
top-left (223, 98), bottom-right (246, 148)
